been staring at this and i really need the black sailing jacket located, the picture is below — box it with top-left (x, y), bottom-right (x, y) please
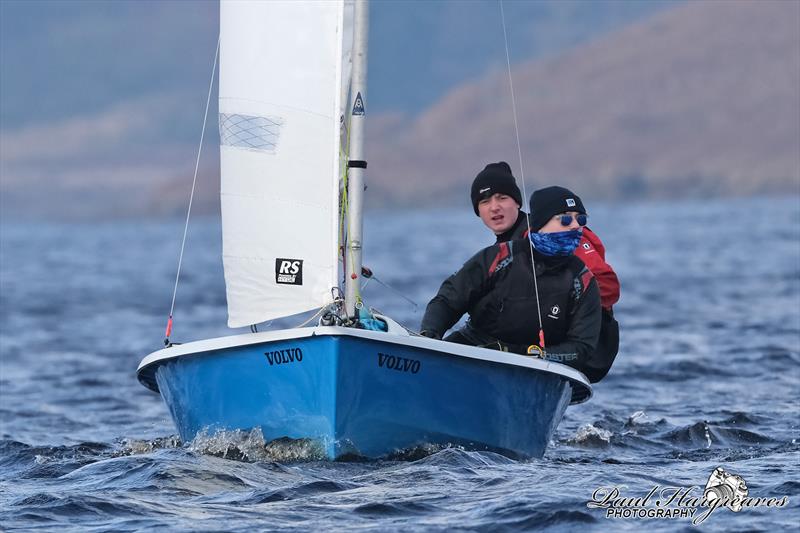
top-left (493, 210), bottom-right (620, 382)
top-left (420, 238), bottom-right (601, 369)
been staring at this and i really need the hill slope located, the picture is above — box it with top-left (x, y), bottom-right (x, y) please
top-left (366, 0), bottom-right (800, 206)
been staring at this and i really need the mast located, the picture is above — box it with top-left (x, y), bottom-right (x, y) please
top-left (344, 0), bottom-right (369, 318)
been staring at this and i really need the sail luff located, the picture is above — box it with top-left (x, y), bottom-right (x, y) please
top-left (331, 1), bottom-right (349, 312)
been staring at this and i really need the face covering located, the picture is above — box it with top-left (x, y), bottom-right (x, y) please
top-left (530, 229), bottom-right (582, 256)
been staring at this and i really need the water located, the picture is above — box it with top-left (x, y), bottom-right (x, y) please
top-left (1, 197), bottom-right (798, 531)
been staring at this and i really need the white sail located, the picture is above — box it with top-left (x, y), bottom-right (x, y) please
top-left (219, 0), bottom-right (350, 327)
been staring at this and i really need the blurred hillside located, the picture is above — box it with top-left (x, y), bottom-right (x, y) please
top-left (366, 0), bottom-right (800, 207)
top-left (1, 0), bottom-right (797, 220)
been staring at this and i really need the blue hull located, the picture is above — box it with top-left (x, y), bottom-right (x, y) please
top-left (138, 328), bottom-right (590, 459)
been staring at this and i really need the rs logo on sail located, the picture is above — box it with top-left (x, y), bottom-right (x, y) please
top-left (378, 352), bottom-right (421, 374)
top-left (264, 348), bottom-right (303, 365)
top-left (275, 258), bottom-right (303, 285)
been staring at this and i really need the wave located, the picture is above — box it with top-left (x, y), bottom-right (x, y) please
top-left (567, 424), bottom-right (613, 448)
top-left (554, 409), bottom-right (787, 463)
top-left (0, 439), bottom-right (112, 481)
top-left (116, 436), bottom-right (182, 456)
top-left (189, 428), bottom-right (327, 462)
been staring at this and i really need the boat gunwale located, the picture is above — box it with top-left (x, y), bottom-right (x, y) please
top-left (137, 326), bottom-right (592, 403)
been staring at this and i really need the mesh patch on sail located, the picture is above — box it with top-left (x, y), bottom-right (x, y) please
top-left (219, 113), bottom-right (284, 153)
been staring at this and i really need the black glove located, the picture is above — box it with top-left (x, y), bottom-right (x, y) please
top-left (419, 330), bottom-right (441, 340)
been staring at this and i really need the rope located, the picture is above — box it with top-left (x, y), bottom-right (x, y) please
top-left (339, 141), bottom-right (349, 288)
top-left (294, 306), bottom-right (327, 328)
top-left (499, 2), bottom-right (546, 349)
top-left (164, 36), bottom-right (220, 346)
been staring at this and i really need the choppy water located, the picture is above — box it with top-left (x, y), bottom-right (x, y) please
top-left (1, 197), bottom-right (798, 531)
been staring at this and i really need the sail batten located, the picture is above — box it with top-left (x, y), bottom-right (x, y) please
top-left (220, 0), bottom-right (349, 327)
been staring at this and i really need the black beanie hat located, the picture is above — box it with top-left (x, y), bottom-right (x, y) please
top-left (529, 186), bottom-right (586, 232)
top-left (470, 162), bottom-right (523, 215)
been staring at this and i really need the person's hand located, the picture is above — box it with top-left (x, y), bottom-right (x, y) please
top-left (419, 330), bottom-right (441, 340)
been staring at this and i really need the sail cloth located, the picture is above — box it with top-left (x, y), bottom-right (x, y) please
top-left (220, 0), bottom-right (352, 327)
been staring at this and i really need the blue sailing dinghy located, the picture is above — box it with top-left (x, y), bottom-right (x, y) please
top-left (138, 323), bottom-right (590, 459)
top-left (137, 0), bottom-right (591, 460)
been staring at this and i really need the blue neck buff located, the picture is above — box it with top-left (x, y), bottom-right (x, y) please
top-left (530, 229), bottom-right (582, 256)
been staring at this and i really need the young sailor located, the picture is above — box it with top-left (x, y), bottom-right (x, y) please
top-left (469, 162), bottom-right (527, 242)
top-left (420, 188), bottom-right (602, 372)
top-left (526, 186), bottom-right (620, 381)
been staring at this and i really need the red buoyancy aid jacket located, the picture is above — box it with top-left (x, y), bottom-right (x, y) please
top-left (574, 228), bottom-right (619, 311)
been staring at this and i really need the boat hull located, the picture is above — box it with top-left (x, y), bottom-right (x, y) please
top-left (138, 327), bottom-right (590, 459)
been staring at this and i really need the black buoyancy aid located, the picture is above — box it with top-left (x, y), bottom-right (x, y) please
top-left (469, 240), bottom-right (588, 348)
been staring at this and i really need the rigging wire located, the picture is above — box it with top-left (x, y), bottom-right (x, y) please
top-left (164, 36), bottom-right (220, 346)
top-left (360, 267), bottom-right (419, 311)
top-left (499, 1), bottom-right (546, 350)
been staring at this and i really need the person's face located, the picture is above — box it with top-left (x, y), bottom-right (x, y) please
top-left (478, 193), bottom-right (520, 234)
top-left (537, 211), bottom-right (586, 233)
